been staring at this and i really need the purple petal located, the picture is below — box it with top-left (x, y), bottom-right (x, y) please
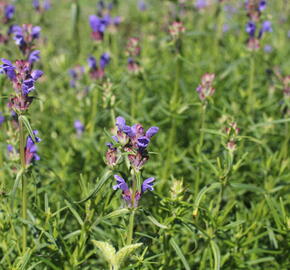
top-left (113, 175), bottom-right (129, 191)
top-left (146, 126), bottom-right (159, 138)
top-left (137, 136), bottom-right (150, 148)
top-left (31, 70), bottom-right (43, 81)
top-left (142, 177), bottom-right (155, 192)
top-left (116, 116), bottom-right (126, 130)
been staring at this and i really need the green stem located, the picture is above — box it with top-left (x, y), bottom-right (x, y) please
top-left (161, 55), bottom-right (181, 184)
top-left (19, 119), bottom-right (27, 253)
top-left (127, 209), bottom-right (135, 245)
top-left (195, 104), bottom-right (206, 196)
top-left (247, 55), bottom-right (255, 113)
top-left (90, 85), bottom-right (99, 136)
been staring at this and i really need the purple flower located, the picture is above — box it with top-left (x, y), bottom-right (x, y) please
top-left (88, 56), bottom-right (97, 70)
top-left (246, 21), bottom-right (256, 37)
top-left (116, 116), bottom-right (126, 131)
top-left (22, 79), bottom-right (35, 95)
top-left (33, 0), bottom-right (40, 10)
top-left (264, 44), bottom-right (272, 53)
top-left (261, 21), bottom-right (272, 33)
top-left (25, 130), bottom-right (41, 165)
top-left (32, 26), bottom-right (41, 39)
top-left (44, 0), bottom-right (51, 10)
top-left (11, 25), bottom-right (41, 54)
top-left (113, 175), bottom-right (129, 191)
top-left (0, 112), bottom-right (5, 126)
top-left (7, 144), bottom-right (14, 153)
top-left (0, 59), bottom-right (16, 80)
top-left (142, 177), bottom-right (155, 192)
top-left (138, 0), bottom-right (147, 11)
top-left (137, 136), bottom-right (150, 148)
top-left (4, 5), bottom-right (15, 21)
top-left (100, 53), bottom-right (110, 69)
top-left (74, 120), bottom-right (84, 136)
top-left (89, 15), bottom-right (108, 41)
top-left (146, 126), bottom-right (159, 138)
top-left (21, 70), bottom-right (43, 95)
top-left (28, 50), bottom-right (40, 64)
top-left (195, 0), bottom-right (207, 9)
top-left (258, 21), bottom-right (272, 39)
top-left (31, 70), bottom-right (43, 80)
top-left (259, 0), bottom-right (266, 12)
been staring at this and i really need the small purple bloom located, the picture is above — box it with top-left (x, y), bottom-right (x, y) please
top-left (142, 177), bottom-right (155, 192)
top-left (259, 0), bottom-right (266, 12)
top-left (33, 0), bottom-right (40, 9)
top-left (25, 130), bottom-right (41, 165)
top-left (31, 69), bottom-right (43, 80)
top-left (258, 21), bottom-right (272, 39)
top-left (32, 26), bottom-right (41, 39)
top-left (7, 144), bottom-right (14, 153)
top-left (116, 116), bottom-right (126, 130)
top-left (138, 0), bottom-right (147, 11)
top-left (195, 0), bottom-right (207, 9)
top-left (88, 56), bottom-right (97, 70)
top-left (28, 50), bottom-right (40, 64)
top-left (44, 0), bottom-right (51, 10)
top-left (137, 136), bottom-right (150, 148)
top-left (261, 21), bottom-right (272, 33)
top-left (146, 127), bottom-right (159, 138)
top-left (74, 120), bottom-right (84, 136)
top-left (22, 79), bottom-right (35, 95)
top-left (113, 175), bottom-right (129, 191)
top-left (4, 5), bottom-right (15, 20)
top-left (264, 44), bottom-right (272, 53)
top-left (246, 21), bottom-right (256, 37)
top-left (99, 53), bottom-right (110, 69)
top-left (0, 112), bottom-right (5, 126)
top-left (0, 58), bottom-right (16, 80)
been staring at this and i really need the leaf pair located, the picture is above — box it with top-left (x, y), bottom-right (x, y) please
top-left (92, 240), bottom-right (142, 270)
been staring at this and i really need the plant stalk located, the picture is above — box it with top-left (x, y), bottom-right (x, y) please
top-left (19, 118), bottom-right (27, 253)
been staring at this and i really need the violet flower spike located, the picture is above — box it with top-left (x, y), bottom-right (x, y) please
top-left (142, 177), bottom-right (155, 192)
top-left (113, 175), bottom-right (129, 191)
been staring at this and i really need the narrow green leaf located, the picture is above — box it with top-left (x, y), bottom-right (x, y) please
top-left (193, 182), bottom-right (221, 216)
top-left (210, 240), bottom-right (221, 270)
top-left (103, 208), bottom-right (130, 219)
top-left (19, 115), bottom-right (35, 141)
top-left (170, 238), bottom-right (190, 270)
top-left (65, 200), bottom-right (84, 226)
top-left (75, 169), bottom-right (112, 203)
top-left (147, 215), bottom-right (168, 229)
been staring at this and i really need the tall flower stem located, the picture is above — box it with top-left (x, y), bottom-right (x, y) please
top-left (161, 54), bottom-right (182, 184)
top-left (19, 118), bottom-right (27, 253)
top-left (127, 209), bottom-right (136, 245)
top-left (89, 85), bottom-right (99, 136)
top-left (195, 103), bottom-right (206, 196)
top-left (247, 55), bottom-right (255, 113)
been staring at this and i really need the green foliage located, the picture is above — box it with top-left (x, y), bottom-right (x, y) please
top-left (0, 0), bottom-right (289, 269)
